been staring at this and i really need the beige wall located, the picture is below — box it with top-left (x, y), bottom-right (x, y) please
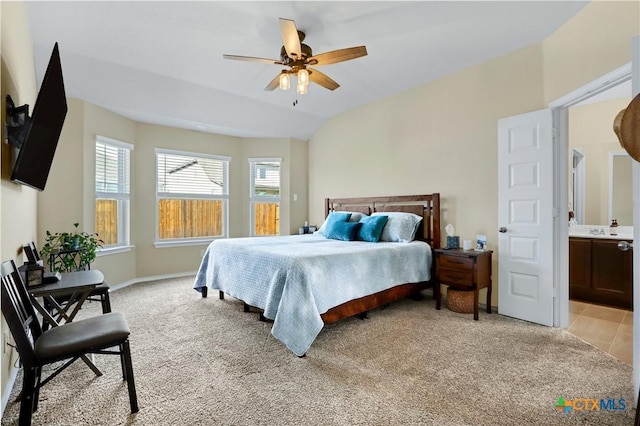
top-left (612, 154), bottom-right (633, 226)
top-left (568, 97), bottom-right (632, 225)
top-left (289, 138), bottom-right (309, 232)
top-left (132, 123), bottom-right (242, 277)
top-left (309, 1), bottom-right (639, 309)
top-left (309, 44), bottom-right (546, 307)
top-left (38, 107), bottom-right (310, 282)
top-left (0, 0), bottom-right (38, 407)
top-left (37, 100), bottom-right (139, 284)
top-left (241, 137), bottom-right (308, 235)
top-left (543, 1), bottom-right (639, 104)
top-left (83, 103), bottom-right (138, 282)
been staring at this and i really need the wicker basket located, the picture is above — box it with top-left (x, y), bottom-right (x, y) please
top-left (446, 288), bottom-right (474, 314)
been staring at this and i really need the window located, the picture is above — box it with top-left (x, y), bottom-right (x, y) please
top-left (156, 149), bottom-right (229, 245)
top-left (249, 158), bottom-right (281, 236)
top-left (95, 136), bottom-right (132, 249)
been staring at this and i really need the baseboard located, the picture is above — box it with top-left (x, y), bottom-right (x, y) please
top-left (1, 361), bottom-right (19, 418)
top-left (108, 271), bottom-right (197, 292)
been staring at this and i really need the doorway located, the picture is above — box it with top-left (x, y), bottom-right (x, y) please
top-left (550, 62), bottom-right (632, 327)
top-left (564, 80), bottom-right (633, 365)
top-left (549, 57), bottom-right (638, 400)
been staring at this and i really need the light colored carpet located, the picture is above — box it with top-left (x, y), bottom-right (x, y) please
top-left (1, 276), bottom-right (636, 425)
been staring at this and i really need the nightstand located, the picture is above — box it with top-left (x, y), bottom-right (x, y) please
top-left (434, 248), bottom-right (493, 320)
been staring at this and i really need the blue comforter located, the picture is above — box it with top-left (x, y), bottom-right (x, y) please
top-left (194, 234), bottom-right (431, 356)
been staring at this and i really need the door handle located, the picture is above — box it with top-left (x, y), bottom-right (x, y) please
top-left (617, 241), bottom-right (633, 251)
top-left (499, 227), bottom-right (507, 233)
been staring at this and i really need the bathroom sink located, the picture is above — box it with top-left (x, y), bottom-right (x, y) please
top-left (568, 225), bottom-right (633, 240)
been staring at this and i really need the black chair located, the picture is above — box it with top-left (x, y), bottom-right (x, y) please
top-left (24, 242), bottom-right (112, 317)
top-left (22, 242), bottom-right (40, 264)
top-left (1, 260), bottom-right (138, 425)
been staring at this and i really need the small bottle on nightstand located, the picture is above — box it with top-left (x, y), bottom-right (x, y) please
top-left (610, 219), bottom-right (618, 235)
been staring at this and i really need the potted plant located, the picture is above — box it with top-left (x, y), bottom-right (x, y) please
top-left (40, 223), bottom-right (104, 272)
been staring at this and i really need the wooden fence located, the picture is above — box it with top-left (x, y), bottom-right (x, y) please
top-left (97, 199), bottom-right (279, 241)
top-left (158, 199), bottom-right (223, 238)
top-left (95, 199), bottom-right (118, 245)
top-left (254, 202), bottom-right (279, 235)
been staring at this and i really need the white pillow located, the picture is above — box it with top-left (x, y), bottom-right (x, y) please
top-left (372, 212), bottom-right (423, 242)
top-left (315, 211), bottom-right (366, 235)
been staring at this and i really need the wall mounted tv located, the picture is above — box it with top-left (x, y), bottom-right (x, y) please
top-left (5, 42), bottom-right (67, 191)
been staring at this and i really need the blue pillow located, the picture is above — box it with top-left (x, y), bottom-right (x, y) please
top-left (317, 212), bottom-right (352, 236)
top-left (357, 215), bottom-right (389, 242)
top-left (325, 221), bottom-right (363, 241)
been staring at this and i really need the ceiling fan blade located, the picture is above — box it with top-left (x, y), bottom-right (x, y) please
top-left (265, 73), bottom-right (282, 91)
top-left (308, 46), bottom-right (368, 66)
top-left (279, 18), bottom-right (302, 59)
top-left (308, 68), bottom-right (340, 91)
top-left (223, 54), bottom-right (284, 65)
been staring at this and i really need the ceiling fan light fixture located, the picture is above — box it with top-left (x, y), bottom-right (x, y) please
top-left (223, 18), bottom-right (367, 95)
top-left (279, 73), bottom-right (290, 90)
top-left (297, 69), bottom-right (309, 86)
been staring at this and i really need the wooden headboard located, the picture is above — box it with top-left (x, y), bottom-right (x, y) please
top-left (324, 194), bottom-right (441, 249)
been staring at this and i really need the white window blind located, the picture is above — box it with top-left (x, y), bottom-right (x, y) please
top-left (96, 138), bottom-right (131, 198)
top-left (156, 149), bottom-right (230, 243)
top-left (157, 150), bottom-right (229, 198)
top-left (95, 136), bottom-right (133, 249)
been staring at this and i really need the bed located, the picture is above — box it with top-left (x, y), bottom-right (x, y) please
top-left (193, 193), bottom-right (441, 356)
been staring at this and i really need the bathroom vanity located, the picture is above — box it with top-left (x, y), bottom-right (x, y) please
top-left (569, 226), bottom-right (633, 310)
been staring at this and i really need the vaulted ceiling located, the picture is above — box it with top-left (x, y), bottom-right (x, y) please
top-left (25, 1), bottom-right (588, 140)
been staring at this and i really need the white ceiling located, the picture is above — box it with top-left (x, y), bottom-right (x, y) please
top-left (25, 1), bottom-right (589, 141)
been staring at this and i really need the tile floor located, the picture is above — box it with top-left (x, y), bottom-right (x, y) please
top-left (568, 300), bottom-right (633, 366)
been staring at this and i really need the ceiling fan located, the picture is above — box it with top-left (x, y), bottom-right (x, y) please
top-left (223, 18), bottom-right (367, 94)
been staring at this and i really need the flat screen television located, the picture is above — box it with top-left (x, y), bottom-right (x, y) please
top-left (9, 42), bottom-right (67, 191)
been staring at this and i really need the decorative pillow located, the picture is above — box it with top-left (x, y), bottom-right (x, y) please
top-left (316, 212), bottom-right (352, 236)
top-left (373, 212), bottom-right (423, 242)
top-left (325, 221), bottom-right (363, 241)
top-left (346, 212), bottom-right (366, 223)
top-left (316, 211), bottom-right (364, 235)
top-left (357, 215), bottom-right (389, 243)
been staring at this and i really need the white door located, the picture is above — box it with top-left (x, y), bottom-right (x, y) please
top-left (498, 109), bottom-right (554, 326)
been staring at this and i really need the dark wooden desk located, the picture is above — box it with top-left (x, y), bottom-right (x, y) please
top-left (29, 270), bottom-right (105, 375)
top-left (29, 270), bottom-right (104, 326)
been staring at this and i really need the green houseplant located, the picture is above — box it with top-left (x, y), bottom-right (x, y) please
top-left (40, 223), bottom-right (104, 272)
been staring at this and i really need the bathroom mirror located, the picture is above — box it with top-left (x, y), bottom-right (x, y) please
top-left (568, 94), bottom-right (632, 226)
top-left (609, 152), bottom-right (632, 226)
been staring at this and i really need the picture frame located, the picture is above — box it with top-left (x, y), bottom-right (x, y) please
top-left (475, 234), bottom-right (487, 251)
top-left (24, 263), bottom-right (44, 287)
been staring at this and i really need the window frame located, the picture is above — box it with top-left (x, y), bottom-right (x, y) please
top-left (155, 148), bottom-right (230, 247)
top-left (249, 157), bottom-right (282, 237)
top-left (95, 135), bottom-right (133, 254)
